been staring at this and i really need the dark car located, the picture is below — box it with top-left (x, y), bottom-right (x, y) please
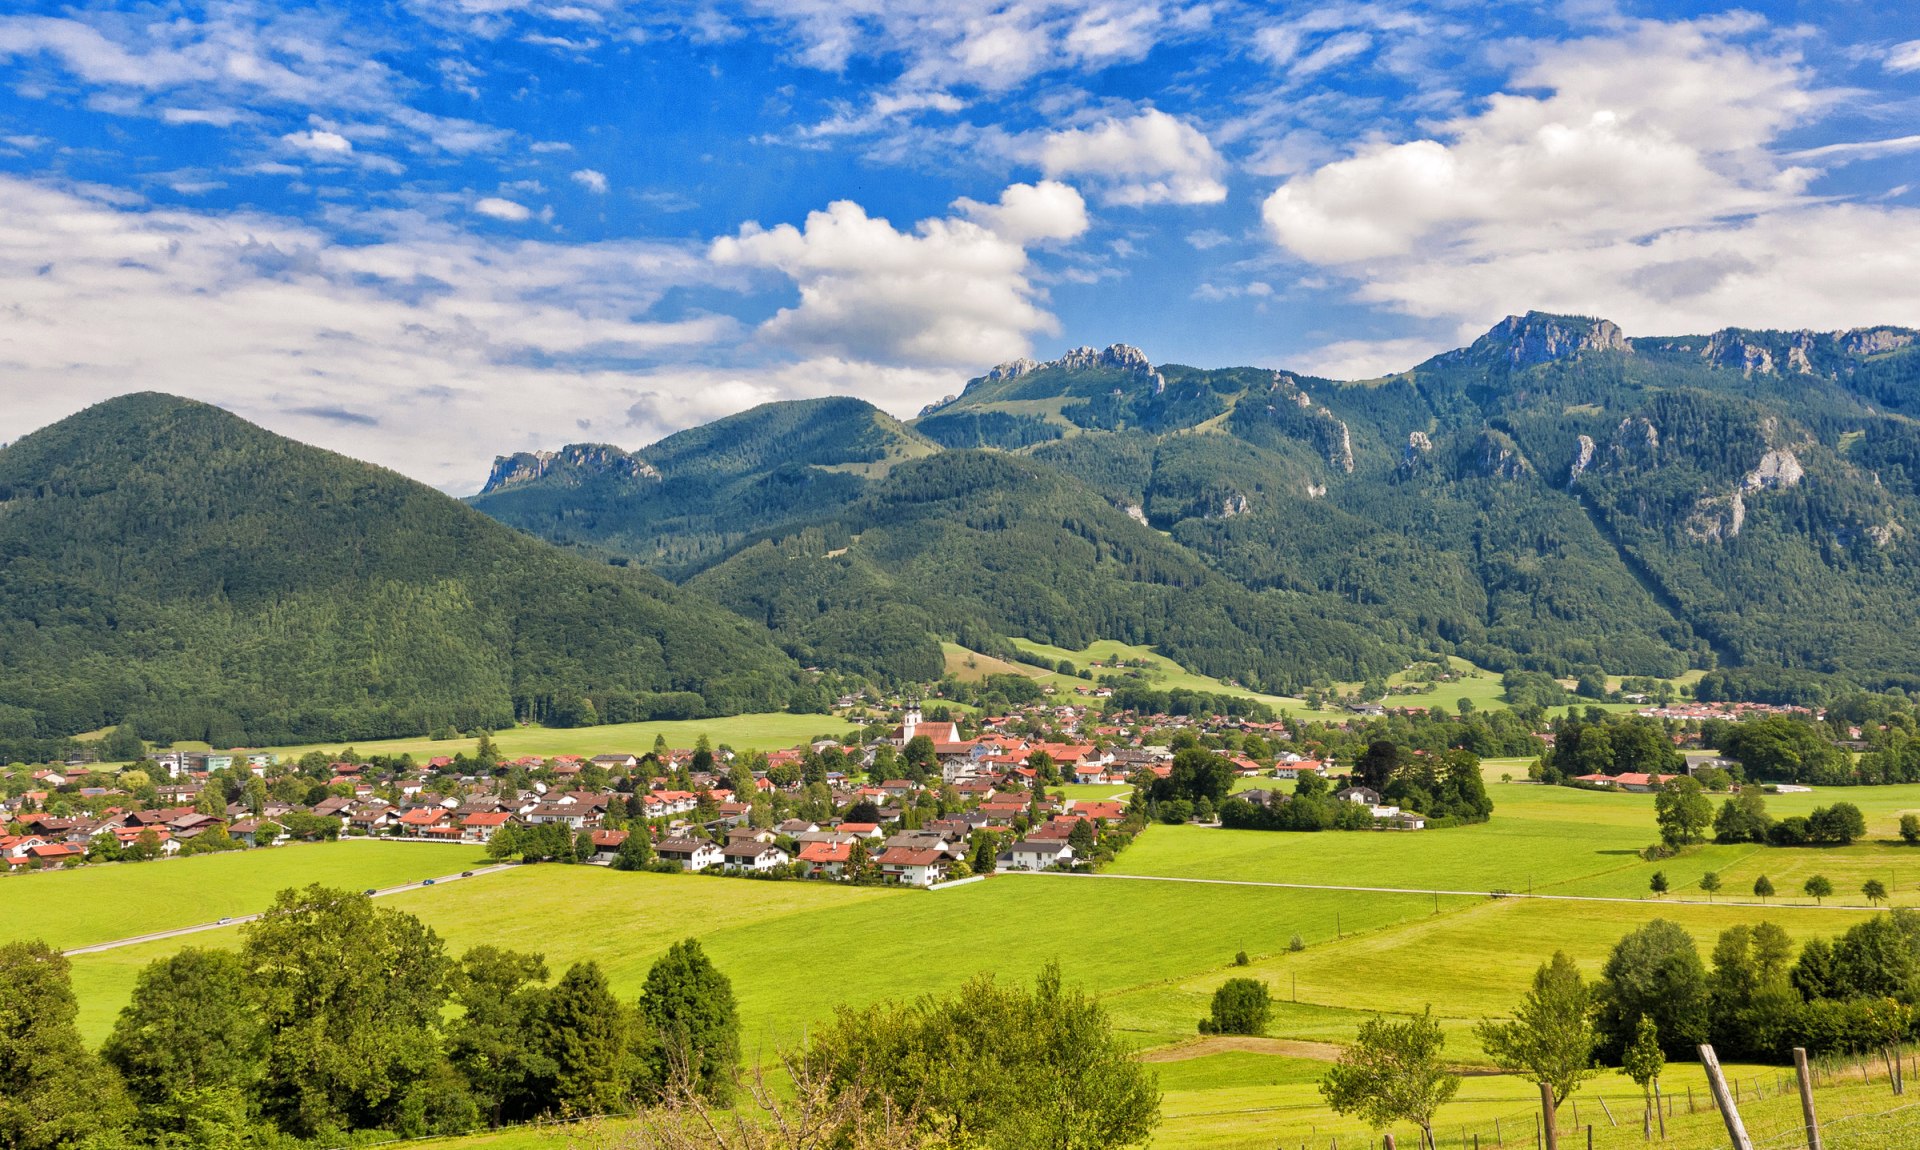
top-left (422, 878), bottom-right (436, 886)
top-left (461, 870), bottom-right (475, 877)
top-left (364, 888), bottom-right (377, 895)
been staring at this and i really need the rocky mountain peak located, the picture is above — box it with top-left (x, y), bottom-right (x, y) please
top-left (481, 443), bottom-right (661, 495)
top-left (1460, 312), bottom-right (1630, 369)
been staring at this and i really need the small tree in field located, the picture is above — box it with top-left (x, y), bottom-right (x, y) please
top-left (1621, 1015), bottom-right (1665, 1138)
top-left (1753, 875), bottom-right (1774, 903)
top-left (1476, 952), bottom-right (1598, 1133)
top-left (1321, 1007), bottom-right (1459, 1149)
top-left (1200, 978), bottom-right (1271, 1036)
top-left (1698, 872), bottom-right (1722, 902)
top-left (1864, 879), bottom-right (1889, 906)
top-left (1649, 871), bottom-right (1668, 897)
top-left (1804, 875), bottom-right (1833, 905)
top-left (1902, 813), bottom-right (1920, 845)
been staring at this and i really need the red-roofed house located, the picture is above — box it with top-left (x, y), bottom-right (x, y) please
top-left (462, 811), bottom-right (514, 842)
top-left (797, 840), bottom-right (852, 879)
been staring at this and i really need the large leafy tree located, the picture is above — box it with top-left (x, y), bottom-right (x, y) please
top-left (241, 885), bottom-right (454, 1136)
top-left (101, 948), bottom-right (263, 1143)
top-left (1475, 952), bottom-right (1598, 1129)
top-left (1594, 919), bottom-right (1711, 1060)
top-left (1653, 777), bottom-right (1712, 847)
top-left (0, 940), bottom-right (133, 1150)
top-left (445, 945), bottom-right (550, 1126)
top-left (1320, 1007), bottom-right (1459, 1148)
top-left (639, 939), bottom-right (741, 1104)
top-left (807, 962), bottom-right (1159, 1150)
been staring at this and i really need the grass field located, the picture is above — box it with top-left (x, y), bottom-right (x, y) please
top-left (0, 841), bottom-right (489, 953)
top-left (1009, 637), bottom-right (1309, 711)
top-left (224, 713), bottom-right (859, 762)
top-left (25, 763), bottom-right (1920, 1148)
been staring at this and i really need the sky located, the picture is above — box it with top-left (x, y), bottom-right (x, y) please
top-left (1, 1), bottom-right (1918, 491)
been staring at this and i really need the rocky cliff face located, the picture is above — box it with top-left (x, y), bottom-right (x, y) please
top-left (482, 444), bottom-right (661, 494)
top-left (1450, 312), bottom-right (1631, 369)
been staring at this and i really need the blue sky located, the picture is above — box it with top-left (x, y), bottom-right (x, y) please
top-left (1, 1), bottom-right (1917, 490)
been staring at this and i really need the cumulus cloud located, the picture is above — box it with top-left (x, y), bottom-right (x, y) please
top-left (952, 179), bottom-right (1088, 243)
top-left (473, 196), bottom-right (533, 221)
top-left (1258, 18), bottom-right (1920, 339)
top-left (0, 176), bottom-right (731, 490)
top-left (710, 182), bottom-right (1087, 366)
top-left (1035, 109), bottom-right (1226, 206)
top-left (570, 168), bottom-right (609, 193)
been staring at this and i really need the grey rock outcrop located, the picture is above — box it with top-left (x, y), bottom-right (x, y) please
top-left (482, 444), bottom-right (660, 495)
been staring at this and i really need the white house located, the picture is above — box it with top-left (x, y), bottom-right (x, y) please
top-left (720, 841), bottom-right (789, 872)
top-left (1002, 840), bottom-right (1074, 872)
top-left (656, 838), bottom-right (724, 872)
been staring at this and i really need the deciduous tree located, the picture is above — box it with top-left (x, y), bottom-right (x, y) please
top-left (1320, 1007), bottom-right (1459, 1148)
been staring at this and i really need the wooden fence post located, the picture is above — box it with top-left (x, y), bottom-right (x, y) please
top-left (1599, 1098), bottom-right (1616, 1127)
top-left (1383, 1134), bottom-right (1395, 1150)
top-left (1794, 1047), bottom-right (1824, 1150)
top-left (1698, 1044), bottom-right (1756, 1150)
top-left (1653, 1080), bottom-right (1666, 1139)
top-left (1540, 1083), bottom-right (1559, 1150)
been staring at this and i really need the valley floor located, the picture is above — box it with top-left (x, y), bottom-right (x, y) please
top-left (10, 766), bottom-right (1920, 1147)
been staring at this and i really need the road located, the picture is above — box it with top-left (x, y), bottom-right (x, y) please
top-left (1005, 868), bottom-right (1878, 911)
top-left (61, 862), bottom-right (519, 956)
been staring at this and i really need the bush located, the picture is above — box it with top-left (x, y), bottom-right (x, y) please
top-left (1233, 950), bottom-right (1250, 966)
top-left (1289, 934), bottom-right (1306, 953)
top-left (1200, 977), bottom-right (1272, 1036)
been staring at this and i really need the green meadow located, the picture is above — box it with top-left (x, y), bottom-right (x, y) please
top-left (232, 712), bottom-right (859, 762)
top-left (0, 841), bottom-right (488, 951)
top-left (16, 771), bottom-right (1920, 1147)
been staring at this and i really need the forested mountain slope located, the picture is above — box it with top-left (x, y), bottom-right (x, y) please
top-left (0, 394), bottom-right (801, 747)
top-left (476, 313), bottom-right (1920, 691)
top-left (471, 397), bottom-right (936, 577)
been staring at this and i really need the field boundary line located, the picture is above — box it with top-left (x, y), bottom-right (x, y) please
top-left (1009, 869), bottom-right (1881, 911)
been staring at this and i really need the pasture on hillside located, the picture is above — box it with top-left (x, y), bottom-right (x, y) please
top-left (228, 712), bottom-right (859, 762)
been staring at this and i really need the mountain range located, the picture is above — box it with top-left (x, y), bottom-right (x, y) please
top-left (5, 311), bottom-right (1919, 749)
top-left (472, 312), bottom-right (1920, 699)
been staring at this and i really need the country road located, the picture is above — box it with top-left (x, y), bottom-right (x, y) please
top-left (61, 862), bottom-right (519, 956)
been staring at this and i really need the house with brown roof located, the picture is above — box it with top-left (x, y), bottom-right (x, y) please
top-left (719, 841), bottom-right (789, 872)
top-left (656, 837), bottom-right (723, 872)
top-left (875, 846), bottom-right (947, 888)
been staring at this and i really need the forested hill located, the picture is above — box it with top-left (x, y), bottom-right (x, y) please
top-left (0, 394), bottom-right (801, 748)
top-left (471, 397), bottom-right (938, 577)
top-left (472, 312), bottom-right (1920, 696)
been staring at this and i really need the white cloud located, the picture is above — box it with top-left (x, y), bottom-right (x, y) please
top-left (570, 168), bottom-right (609, 193)
top-left (1888, 40), bottom-right (1920, 73)
top-left (0, 176), bottom-right (734, 491)
top-left (952, 180), bottom-right (1088, 243)
top-left (473, 196), bottom-right (533, 221)
top-left (1259, 18), bottom-right (1920, 338)
top-left (739, 1), bottom-right (1196, 91)
top-left (1192, 280), bottom-right (1272, 302)
top-left (710, 184), bottom-right (1085, 366)
top-left (1186, 228), bottom-right (1231, 249)
top-left (1035, 109), bottom-right (1226, 206)
top-left (282, 129), bottom-right (353, 155)
top-left (0, 11), bottom-right (509, 159)
top-left (1297, 336), bottom-right (1454, 380)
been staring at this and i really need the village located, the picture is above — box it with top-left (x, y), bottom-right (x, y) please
top-left (0, 682), bottom-right (1838, 886)
top-left (0, 692), bottom-right (1381, 885)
